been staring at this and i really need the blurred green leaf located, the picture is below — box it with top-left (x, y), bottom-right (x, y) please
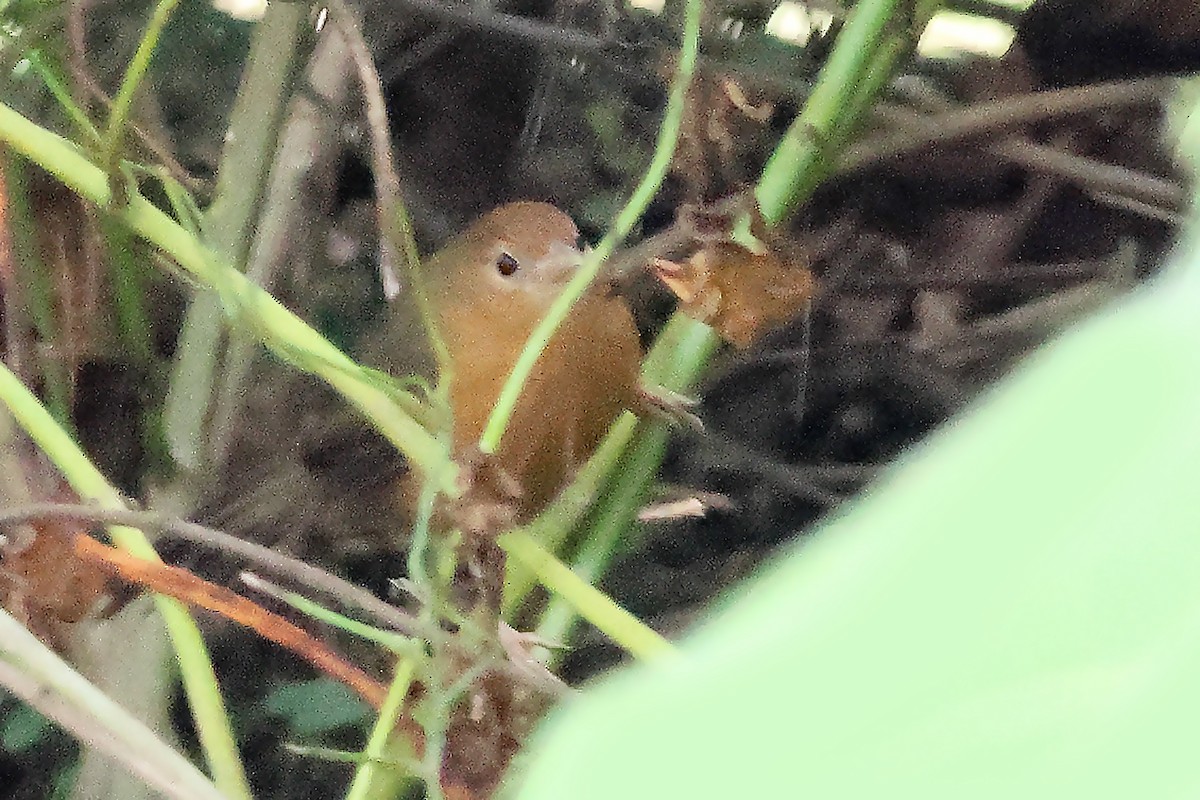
top-left (263, 679), bottom-right (372, 737)
top-left (508, 102), bottom-right (1200, 800)
top-left (1, 702), bottom-right (52, 752)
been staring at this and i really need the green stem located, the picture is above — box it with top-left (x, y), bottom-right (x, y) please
top-left (26, 50), bottom-right (101, 145)
top-left (405, 465), bottom-right (443, 608)
top-left (166, 1), bottom-right (308, 472)
top-left (522, 316), bottom-right (716, 644)
top-left (242, 575), bottom-right (414, 652)
top-left (756, 0), bottom-right (903, 223)
top-left (102, 217), bottom-right (155, 363)
top-left (344, 659), bottom-right (419, 800)
top-left (100, 0), bottom-right (181, 176)
top-left (534, 424), bottom-right (668, 654)
top-left (500, 412), bottom-right (639, 615)
top-left (0, 364), bottom-right (252, 800)
top-left (478, 0), bottom-right (703, 455)
top-left (499, 530), bottom-right (675, 661)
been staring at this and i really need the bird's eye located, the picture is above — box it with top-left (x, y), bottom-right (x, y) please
top-left (496, 251), bottom-right (520, 277)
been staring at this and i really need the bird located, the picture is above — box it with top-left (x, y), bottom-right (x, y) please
top-left (400, 201), bottom-right (643, 530)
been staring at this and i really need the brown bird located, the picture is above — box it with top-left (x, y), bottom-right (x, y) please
top-left (408, 202), bottom-right (643, 528)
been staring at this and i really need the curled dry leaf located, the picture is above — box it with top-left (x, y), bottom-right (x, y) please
top-left (0, 447), bottom-right (116, 651)
top-left (1, 516), bottom-right (115, 651)
top-left (653, 241), bottom-right (816, 348)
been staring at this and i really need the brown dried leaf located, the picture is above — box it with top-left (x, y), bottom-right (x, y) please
top-left (1, 517), bottom-right (114, 651)
top-left (654, 242), bottom-right (816, 347)
top-left (0, 446), bottom-right (115, 651)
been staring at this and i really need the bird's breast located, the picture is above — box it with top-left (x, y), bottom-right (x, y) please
top-left (439, 292), bottom-right (641, 519)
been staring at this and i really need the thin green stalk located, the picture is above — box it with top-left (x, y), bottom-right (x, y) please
top-left (284, 743), bottom-right (415, 769)
top-left (0, 364), bottom-right (252, 800)
top-left (478, 0), bottom-right (702, 455)
top-left (100, 0), bottom-right (181, 175)
top-left (344, 659), bottom-right (419, 800)
top-left (251, 583), bottom-right (415, 657)
top-left (0, 98), bottom-right (455, 489)
top-left (167, 1), bottom-right (308, 472)
top-left (534, 425), bottom-right (669, 655)
top-left (406, 454), bottom-right (444, 596)
top-left (26, 50), bottom-right (101, 145)
top-left (499, 531), bottom-right (674, 662)
top-left (756, 0), bottom-right (903, 223)
top-left (102, 217), bottom-right (155, 363)
top-left (501, 413), bottom-right (639, 615)
top-left (202, 2), bottom-right (307, 267)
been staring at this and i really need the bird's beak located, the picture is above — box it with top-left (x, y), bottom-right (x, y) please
top-left (535, 240), bottom-right (586, 286)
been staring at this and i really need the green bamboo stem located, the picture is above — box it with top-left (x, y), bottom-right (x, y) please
top-left (756, 0), bottom-right (905, 221)
top-left (165, 1), bottom-right (308, 471)
top-left (499, 530), bottom-right (675, 661)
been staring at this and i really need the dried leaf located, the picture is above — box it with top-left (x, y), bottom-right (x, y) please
top-left (0, 518), bottom-right (114, 649)
top-left (654, 242), bottom-right (816, 347)
top-left (0, 455), bottom-right (114, 652)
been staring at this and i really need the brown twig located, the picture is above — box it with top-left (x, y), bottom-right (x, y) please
top-left (842, 76), bottom-right (1172, 173)
top-left (330, 0), bottom-right (451, 375)
top-left (864, 95), bottom-right (1185, 219)
top-left (72, 534), bottom-right (396, 711)
top-left (686, 428), bottom-right (851, 508)
top-left (330, 0), bottom-right (404, 300)
top-left (991, 138), bottom-right (1186, 213)
top-left (0, 503), bottom-right (423, 635)
top-left (840, 257), bottom-right (1110, 292)
top-left (381, 0), bottom-right (610, 54)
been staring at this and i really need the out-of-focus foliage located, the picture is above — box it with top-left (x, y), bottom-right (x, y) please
top-left (0, 703), bottom-right (50, 753)
top-left (262, 678), bottom-right (372, 738)
top-left (508, 78), bottom-right (1200, 800)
